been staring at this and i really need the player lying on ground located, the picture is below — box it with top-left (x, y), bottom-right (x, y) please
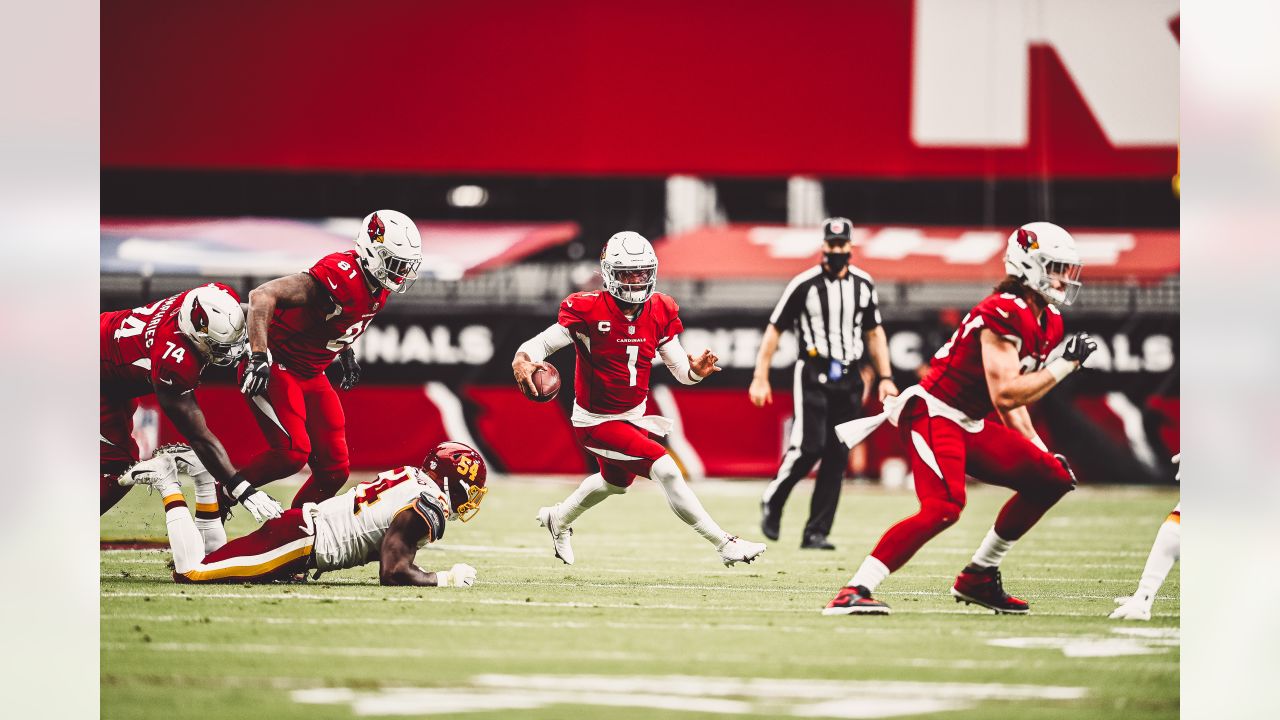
top-left (100, 283), bottom-right (282, 552)
top-left (120, 441), bottom-right (486, 586)
top-left (238, 210), bottom-right (423, 508)
top-left (513, 231), bottom-right (765, 567)
top-left (1111, 454), bottom-right (1181, 621)
top-left (823, 222), bottom-right (1098, 615)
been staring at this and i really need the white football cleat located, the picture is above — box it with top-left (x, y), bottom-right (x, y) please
top-left (154, 442), bottom-right (208, 478)
top-left (1110, 594), bottom-right (1153, 621)
top-left (718, 536), bottom-right (766, 567)
top-left (536, 505), bottom-right (574, 565)
top-left (118, 454), bottom-right (179, 489)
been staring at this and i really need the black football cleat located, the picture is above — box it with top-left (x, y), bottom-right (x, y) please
top-left (801, 533), bottom-right (836, 550)
top-left (822, 585), bottom-right (891, 615)
top-left (760, 501), bottom-right (780, 542)
top-left (950, 565), bottom-right (1030, 614)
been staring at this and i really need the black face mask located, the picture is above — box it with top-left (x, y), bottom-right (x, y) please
top-left (823, 251), bottom-right (849, 276)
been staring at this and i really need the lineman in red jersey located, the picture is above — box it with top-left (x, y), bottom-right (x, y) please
top-left (823, 222), bottom-right (1099, 615)
top-left (100, 283), bottom-right (282, 539)
top-left (513, 231), bottom-right (767, 567)
top-left (238, 210), bottom-right (423, 507)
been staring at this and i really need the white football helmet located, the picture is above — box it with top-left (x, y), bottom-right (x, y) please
top-left (355, 210), bottom-right (423, 294)
top-left (600, 231), bottom-right (657, 304)
top-left (1004, 221), bottom-right (1083, 306)
top-left (178, 285), bottom-right (247, 367)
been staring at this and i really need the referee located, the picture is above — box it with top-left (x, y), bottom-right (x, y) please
top-left (749, 217), bottom-right (898, 550)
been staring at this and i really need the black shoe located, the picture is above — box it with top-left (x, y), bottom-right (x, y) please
top-left (801, 533), bottom-right (836, 550)
top-left (760, 501), bottom-right (780, 541)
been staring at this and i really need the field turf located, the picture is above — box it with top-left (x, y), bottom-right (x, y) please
top-left (101, 475), bottom-right (1179, 720)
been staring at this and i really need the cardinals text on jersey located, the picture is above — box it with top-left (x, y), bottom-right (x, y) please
top-left (557, 291), bottom-right (685, 414)
top-left (100, 283), bottom-right (240, 396)
top-left (269, 251), bottom-right (390, 377)
top-left (921, 292), bottom-right (1065, 419)
top-left (310, 466), bottom-right (447, 572)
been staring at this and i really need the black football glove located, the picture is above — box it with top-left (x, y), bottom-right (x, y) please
top-left (1053, 453), bottom-right (1078, 488)
top-left (337, 348), bottom-right (361, 391)
top-left (240, 351), bottom-right (272, 397)
top-left (1062, 332), bottom-right (1098, 364)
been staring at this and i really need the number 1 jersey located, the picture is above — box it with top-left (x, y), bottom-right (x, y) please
top-left (557, 291), bottom-right (684, 415)
top-left (270, 251), bottom-right (389, 378)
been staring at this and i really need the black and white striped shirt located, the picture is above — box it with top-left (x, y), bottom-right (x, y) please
top-left (768, 265), bottom-right (882, 362)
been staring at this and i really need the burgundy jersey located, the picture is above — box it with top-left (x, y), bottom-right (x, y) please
top-left (557, 291), bottom-right (685, 414)
top-left (100, 283), bottom-right (238, 398)
top-left (921, 292), bottom-right (1065, 419)
top-left (269, 251), bottom-right (390, 378)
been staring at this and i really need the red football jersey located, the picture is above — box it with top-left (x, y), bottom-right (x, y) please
top-left (557, 291), bottom-right (685, 414)
top-left (269, 251), bottom-right (390, 378)
top-left (921, 292), bottom-right (1065, 419)
top-left (100, 283), bottom-right (239, 397)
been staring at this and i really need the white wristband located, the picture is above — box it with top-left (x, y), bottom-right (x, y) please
top-left (1047, 358), bottom-right (1077, 383)
top-left (435, 570), bottom-right (452, 587)
top-left (1030, 436), bottom-right (1049, 452)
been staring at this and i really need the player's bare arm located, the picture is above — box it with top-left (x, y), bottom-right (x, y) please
top-left (998, 405), bottom-right (1041, 444)
top-left (863, 326), bottom-right (898, 402)
top-left (981, 327), bottom-right (1097, 411)
top-left (154, 384), bottom-right (238, 484)
top-left (749, 324), bottom-right (782, 406)
top-left (981, 330), bottom-right (1068, 411)
top-left (378, 510), bottom-right (438, 586)
top-left (378, 506), bottom-right (477, 587)
top-left (246, 273), bottom-right (323, 353)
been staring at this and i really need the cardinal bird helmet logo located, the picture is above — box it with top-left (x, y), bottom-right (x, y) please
top-left (1016, 227), bottom-right (1039, 251)
top-left (368, 213), bottom-right (386, 243)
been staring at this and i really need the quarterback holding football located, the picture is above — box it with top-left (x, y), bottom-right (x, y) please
top-left (512, 231), bottom-right (766, 567)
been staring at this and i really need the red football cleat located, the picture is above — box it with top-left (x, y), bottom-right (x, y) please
top-left (822, 585), bottom-right (891, 615)
top-left (951, 566), bottom-right (1030, 614)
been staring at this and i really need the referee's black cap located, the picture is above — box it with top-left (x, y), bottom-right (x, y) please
top-left (822, 217), bottom-right (853, 244)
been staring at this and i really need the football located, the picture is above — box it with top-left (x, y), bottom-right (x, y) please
top-left (527, 363), bottom-right (561, 402)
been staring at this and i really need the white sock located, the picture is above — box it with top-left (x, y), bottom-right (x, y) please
top-left (1135, 517), bottom-right (1181, 599)
top-left (648, 455), bottom-right (727, 547)
top-left (192, 471), bottom-right (227, 554)
top-left (848, 556), bottom-right (891, 592)
top-left (970, 527), bottom-right (1015, 568)
top-left (157, 483), bottom-right (205, 575)
top-left (557, 473), bottom-right (625, 528)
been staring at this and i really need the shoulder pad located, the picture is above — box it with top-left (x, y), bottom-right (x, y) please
top-left (412, 492), bottom-right (447, 543)
top-left (562, 291), bottom-right (601, 311)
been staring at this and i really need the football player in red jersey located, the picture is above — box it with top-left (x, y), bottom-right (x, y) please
top-left (513, 231), bottom-right (767, 567)
top-left (822, 222), bottom-right (1098, 616)
top-left (238, 210), bottom-right (423, 507)
top-left (100, 284), bottom-right (283, 546)
top-left (119, 441), bottom-right (485, 587)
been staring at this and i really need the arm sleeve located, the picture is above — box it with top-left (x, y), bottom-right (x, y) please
top-left (769, 276), bottom-right (808, 329)
top-left (658, 335), bottom-right (703, 385)
top-left (517, 323), bottom-right (573, 362)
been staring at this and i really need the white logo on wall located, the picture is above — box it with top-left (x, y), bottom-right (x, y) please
top-left (888, 330), bottom-right (1175, 373)
top-left (355, 324), bottom-right (494, 365)
top-left (748, 227), bottom-right (1137, 266)
top-left (912, 0), bottom-right (1178, 147)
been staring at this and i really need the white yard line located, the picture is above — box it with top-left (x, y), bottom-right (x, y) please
top-left (99, 590), bottom-right (1176, 618)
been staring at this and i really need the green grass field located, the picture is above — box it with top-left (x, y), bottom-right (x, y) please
top-left (101, 475), bottom-right (1179, 720)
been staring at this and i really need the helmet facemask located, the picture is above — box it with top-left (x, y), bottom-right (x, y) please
top-left (1034, 256), bottom-right (1083, 306)
top-left (603, 262), bottom-right (656, 304)
top-left (368, 244), bottom-right (421, 294)
top-left (179, 288), bottom-right (247, 366)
